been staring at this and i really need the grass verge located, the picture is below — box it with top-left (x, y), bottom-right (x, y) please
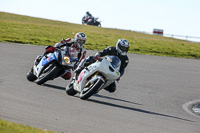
top-left (0, 11), bottom-right (200, 59)
top-left (0, 119), bottom-right (56, 133)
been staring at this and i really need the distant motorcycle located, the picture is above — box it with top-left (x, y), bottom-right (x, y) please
top-left (82, 16), bottom-right (101, 27)
top-left (66, 56), bottom-right (121, 100)
top-left (26, 47), bottom-right (78, 85)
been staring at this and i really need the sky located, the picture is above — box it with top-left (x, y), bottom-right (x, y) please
top-left (1, 0), bottom-right (200, 42)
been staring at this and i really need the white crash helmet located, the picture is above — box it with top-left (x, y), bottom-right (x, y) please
top-left (116, 39), bottom-right (130, 56)
top-left (75, 32), bottom-right (87, 47)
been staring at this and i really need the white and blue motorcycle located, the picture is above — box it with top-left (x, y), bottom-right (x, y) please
top-left (66, 56), bottom-right (121, 100)
top-left (26, 47), bottom-right (78, 85)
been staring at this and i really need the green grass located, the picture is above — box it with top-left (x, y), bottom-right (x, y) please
top-left (0, 119), bottom-right (56, 133)
top-left (0, 11), bottom-right (200, 59)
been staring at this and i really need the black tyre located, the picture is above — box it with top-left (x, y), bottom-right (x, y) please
top-left (35, 64), bottom-right (59, 85)
top-left (26, 67), bottom-right (37, 81)
top-left (66, 80), bottom-right (77, 96)
top-left (82, 17), bottom-right (86, 24)
top-left (80, 79), bottom-right (104, 100)
top-left (98, 23), bottom-right (101, 27)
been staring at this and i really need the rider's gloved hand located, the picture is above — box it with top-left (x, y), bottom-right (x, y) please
top-left (95, 55), bottom-right (102, 61)
top-left (61, 39), bottom-right (67, 44)
top-left (95, 55), bottom-right (100, 60)
top-left (54, 39), bottom-right (67, 48)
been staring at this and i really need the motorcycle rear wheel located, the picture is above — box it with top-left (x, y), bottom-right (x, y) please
top-left (36, 64), bottom-right (59, 85)
top-left (80, 79), bottom-right (104, 100)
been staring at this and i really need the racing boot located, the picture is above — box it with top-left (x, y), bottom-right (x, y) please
top-left (104, 82), bottom-right (116, 93)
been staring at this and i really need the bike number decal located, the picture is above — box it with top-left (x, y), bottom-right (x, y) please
top-left (48, 57), bottom-right (51, 62)
top-left (78, 71), bottom-right (85, 83)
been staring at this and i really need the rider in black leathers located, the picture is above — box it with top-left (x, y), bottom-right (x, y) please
top-left (74, 39), bottom-right (130, 93)
top-left (83, 11), bottom-right (94, 24)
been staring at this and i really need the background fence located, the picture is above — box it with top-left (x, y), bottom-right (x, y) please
top-left (134, 30), bottom-right (200, 43)
top-left (164, 34), bottom-right (200, 42)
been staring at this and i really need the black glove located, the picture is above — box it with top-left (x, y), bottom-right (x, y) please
top-left (61, 39), bottom-right (67, 44)
top-left (95, 55), bottom-right (103, 61)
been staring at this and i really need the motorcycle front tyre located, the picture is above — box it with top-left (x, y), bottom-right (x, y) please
top-left (66, 79), bottom-right (77, 96)
top-left (26, 67), bottom-right (37, 81)
top-left (35, 64), bottom-right (59, 85)
top-left (80, 79), bottom-right (104, 100)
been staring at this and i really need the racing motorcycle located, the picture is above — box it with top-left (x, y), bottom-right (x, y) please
top-left (82, 16), bottom-right (101, 27)
top-left (26, 47), bottom-right (78, 85)
top-left (66, 56), bottom-right (121, 100)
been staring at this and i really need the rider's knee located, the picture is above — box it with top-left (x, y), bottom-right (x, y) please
top-left (62, 72), bottom-right (71, 80)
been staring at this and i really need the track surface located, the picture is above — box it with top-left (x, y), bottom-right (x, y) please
top-left (0, 42), bottom-right (200, 133)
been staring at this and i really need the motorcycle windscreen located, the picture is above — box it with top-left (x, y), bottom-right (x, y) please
top-left (62, 47), bottom-right (78, 62)
top-left (109, 56), bottom-right (121, 69)
top-left (69, 47), bottom-right (78, 58)
top-left (68, 47), bottom-right (78, 62)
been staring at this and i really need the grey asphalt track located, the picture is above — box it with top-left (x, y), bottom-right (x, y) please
top-left (0, 42), bottom-right (200, 133)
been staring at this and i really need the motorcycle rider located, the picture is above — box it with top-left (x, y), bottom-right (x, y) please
top-left (84, 11), bottom-right (94, 25)
top-left (36, 32), bottom-right (87, 80)
top-left (86, 12), bottom-right (93, 20)
top-left (74, 39), bottom-right (129, 93)
top-left (86, 11), bottom-right (93, 18)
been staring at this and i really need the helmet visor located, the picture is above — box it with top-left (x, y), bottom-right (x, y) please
top-left (77, 39), bottom-right (86, 45)
top-left (118, 44), bottom-right (129, 52)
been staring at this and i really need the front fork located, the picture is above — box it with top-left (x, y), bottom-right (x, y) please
top-left (34, 55), bottom-right (42, 66)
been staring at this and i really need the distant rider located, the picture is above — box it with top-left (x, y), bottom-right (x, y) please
top-left (74, 39), bottom-right (130, 93)
top-left (86, 11), bottom-right (93, 20)
top-left (36, 32), bottom-right (87, 80)
top-left (83, 11), bottom-right (94, 25)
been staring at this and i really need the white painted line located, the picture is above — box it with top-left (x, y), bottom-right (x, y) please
top-left (182, 100), bottom-right (200, 119)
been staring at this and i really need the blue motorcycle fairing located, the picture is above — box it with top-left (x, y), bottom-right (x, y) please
top-left (41, 53), bottom-right (57, 66)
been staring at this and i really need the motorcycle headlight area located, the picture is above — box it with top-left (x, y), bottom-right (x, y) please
top-left (62, 56), bottom-right (71, 65)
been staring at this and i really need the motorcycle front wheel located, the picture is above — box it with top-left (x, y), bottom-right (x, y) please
top-left (66, 79), bottom-right (77, 96)
top-left (80, 78), bottom-right (104, 100)
top-left (26, 67), bottom-right (37, 81)
top-left (35, 64), bottom-right (59, 85)
top-left (82, 20), bottom-right (85, 24)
